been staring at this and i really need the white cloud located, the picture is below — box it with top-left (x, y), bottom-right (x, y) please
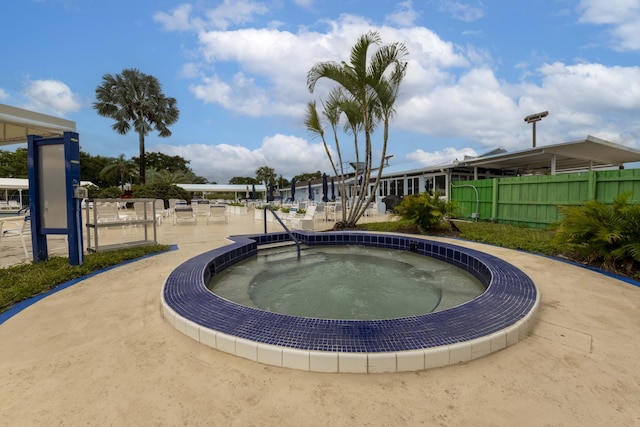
top-left (578, 0), bottom-right (640, 51)
top-left (0, 88), bottom-right (8, 100)
top-left (22, 79), bottom-right (81, 116)
top-left (293, 0), bottom-right (314, 8)
top-left (153, 4), bottom-right (194, 32)
top-left (386, 1), bottom-right (419, 27)
top-left (407, 147), bottom-right (478, 166)
top-left (155, 0), bottom-right (269, 32)
top-left (155, 3), bottom-right (640, 161)
top-left (183, 17), bottom-right (467, 121)
top-left (437, 1), bottom-right (485, 22)
top-left (205, 0), bottom-right (269, 30)
top-left (153, 134), bottom-right (333, 183)
top-left (398, 68), bottom-right (522, 148)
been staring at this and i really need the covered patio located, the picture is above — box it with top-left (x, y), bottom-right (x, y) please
top-left (0, 104), bottom-right (77, 209)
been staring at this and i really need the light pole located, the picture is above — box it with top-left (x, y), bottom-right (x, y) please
top-left (524, 111), bottom-right (548, 147)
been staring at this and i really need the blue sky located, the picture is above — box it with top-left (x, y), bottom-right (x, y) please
top-left (2, 0), bottom-right (640, 183)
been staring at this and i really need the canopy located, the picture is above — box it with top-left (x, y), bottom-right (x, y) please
top-left (0, 104), bottom-right (76, 146)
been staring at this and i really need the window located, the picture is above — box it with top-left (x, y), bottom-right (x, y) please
top-left (380, 180), bottom-right (389, 196)
top-left (408, 177), bottom-right (420, 195)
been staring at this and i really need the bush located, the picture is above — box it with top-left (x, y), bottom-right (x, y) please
top-left (554, 193), bottom-right (640, 274)
top-left (96, 186), bottom-right (124, 199)
top-left (394, 192), bottom-right (453, 231)
top-left (132, 183), bottom-right (190, 205)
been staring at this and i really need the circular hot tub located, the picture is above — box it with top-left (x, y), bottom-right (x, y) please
top-left (162, 231), bottom-right (539, 373)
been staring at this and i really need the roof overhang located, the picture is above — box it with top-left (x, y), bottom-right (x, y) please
top-left (0, 104), bottom-right (76, 146)
top-left (0, 178), bottom-right (96, 190)
top-left (460, 136), bottom-right (640, 173)
top-left (176, 184), bottom-right (267, 193)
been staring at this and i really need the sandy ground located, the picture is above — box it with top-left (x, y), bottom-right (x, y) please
top-left (1, 211), bottom-right (639, 426)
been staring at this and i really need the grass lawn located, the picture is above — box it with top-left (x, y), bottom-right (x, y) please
top-left (1, 244), bottom-right (170, 314)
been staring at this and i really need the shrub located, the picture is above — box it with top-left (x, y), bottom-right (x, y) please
top-left (394, 192), bottom-right (453, 231)
top-left (554, 192), bottom-right (640, 274)
top-left (132, 183), bottom-right (190, 204)
top-left (96, 186), bottom-right (124, 199)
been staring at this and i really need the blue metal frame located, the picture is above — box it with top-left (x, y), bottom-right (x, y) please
top-left (27, 131), bottom-right (83, 265)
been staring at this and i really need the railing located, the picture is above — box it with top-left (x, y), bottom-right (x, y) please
top-left (263, 205), bottom-right (301, 258)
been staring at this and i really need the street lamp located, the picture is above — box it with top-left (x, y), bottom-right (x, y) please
top-left (524, 111), bottom-right (548, 148)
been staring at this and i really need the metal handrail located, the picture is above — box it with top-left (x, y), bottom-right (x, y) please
top-left (450, 184), bottom-right (479, 221)
top-left (264, 205), bottom-right (301, 258)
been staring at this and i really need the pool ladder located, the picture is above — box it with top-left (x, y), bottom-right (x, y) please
top-left (263, 205), bottom-right (301, 258)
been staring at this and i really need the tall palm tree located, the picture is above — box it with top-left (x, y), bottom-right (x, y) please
top-left (306, 31), bottom-right (408, 227)
top-left (93, 69), bottom-right (179, 184)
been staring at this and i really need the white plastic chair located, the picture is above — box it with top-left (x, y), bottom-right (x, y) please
top-left (173, 207), bottom-right (197, 225)
top-left (290, 205), bottom-right (317, 230)
top-left (96, 202), bottom-right (130, 222)
top-left (0, 215), bottom-right (30, 259)
top-left (192, 203), bottom-right (211, 221)
top-left (207, 205), bottom-right (228, 224)
top-left (155, 199), bottom-right (170, 218)
top-left (134, 201), bottom-right (162, 225)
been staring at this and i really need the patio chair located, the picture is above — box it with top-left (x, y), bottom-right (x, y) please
top-left (173, 206), bottom-right (197, 225)
top-left (207, 204), bottom-right (228, 224)
top-left (290, 205), bottom-right (317, 230)
top-left (168, 199), bottom-right (186, 215)
top-left (134, 201), bottom-right (163, 225)
top-left (0, 214), bottom-right (30, 259)
top-left (325, 202), bottom-right (342, 221)
top-left (96, 202), bottom-right (130, 223)
top-left (155, 199), bottom-right (170, 219)
top-left (364, 202), bottom-right (379, 217)
top-left (192, 202), bottom-right (211, 221)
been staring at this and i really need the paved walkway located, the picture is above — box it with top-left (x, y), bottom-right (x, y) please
top-left (1, 211), bottom-right (639, 426)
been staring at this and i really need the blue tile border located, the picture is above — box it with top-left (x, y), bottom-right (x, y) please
top-left (163, 232), bottom-right (538, 353)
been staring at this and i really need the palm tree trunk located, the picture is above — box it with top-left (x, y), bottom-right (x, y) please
top-left (139, 132), bottom-right (146, 184)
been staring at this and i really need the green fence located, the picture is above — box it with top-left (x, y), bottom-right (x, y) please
top-left (450, 169), bottom-right (640, 228)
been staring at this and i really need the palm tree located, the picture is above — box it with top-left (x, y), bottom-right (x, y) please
top-left (99, 154), bottom-right (137, 190)
top-left (93, 69), bottom-right (179, 184)
top-left (255, 166), bottom-right (276, 187)
top-left (306, 31), bottom-right (408, 227)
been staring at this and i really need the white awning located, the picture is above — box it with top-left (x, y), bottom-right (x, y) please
top-left (0, 104), bottom-right (76, 146)
top-left (0, 178), bottom-right (96, 190)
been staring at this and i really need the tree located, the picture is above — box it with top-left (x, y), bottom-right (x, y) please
top-left (306, 31), bottom-right (408, 228)
top-left (132, 152), bottom-right (192, 175)
top-left (255, 166), bottom-right (276, 186)
top-left (292, 171), bottom-right (322, 183)
top-left (99, 153), bottom-right (137, 190)
top-left (93, 68), bottom-right (179, 184)
top-left (0, 148), bottom-right (28, 178)
top-left (80, 151), bottom-right (113, 188)
top-left (229, 176), bottom-right (259, 185)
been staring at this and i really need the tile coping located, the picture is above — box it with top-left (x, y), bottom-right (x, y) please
top-left (161, 231), bottom-right (540, 373)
